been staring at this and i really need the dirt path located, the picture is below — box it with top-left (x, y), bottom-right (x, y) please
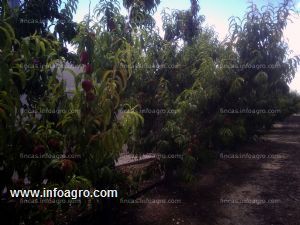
top-left (113, 114), bottom-right (300, 225)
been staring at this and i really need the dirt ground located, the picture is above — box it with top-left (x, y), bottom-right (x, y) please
top-left (113, 114), bottom-right (300, 225)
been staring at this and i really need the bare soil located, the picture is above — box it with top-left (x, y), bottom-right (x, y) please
top-left (113, 114), bottom-right (300, 225)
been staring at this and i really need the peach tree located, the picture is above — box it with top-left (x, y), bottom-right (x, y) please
top-left (0, 7), bottom-right (143, 224)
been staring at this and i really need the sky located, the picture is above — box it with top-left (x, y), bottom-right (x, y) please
top-left (72, 0), bottom-right (300, 92)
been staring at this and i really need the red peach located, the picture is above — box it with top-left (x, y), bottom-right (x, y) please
top-left (82, 80), bottom-right (94, 92)
top-left (80, 51), bottom-right (89, 64)
top-left (84, 63), bottom-right (93, 74)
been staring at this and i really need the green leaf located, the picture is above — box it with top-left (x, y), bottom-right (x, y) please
top-left (0, 26), bottom-right (11, 50)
